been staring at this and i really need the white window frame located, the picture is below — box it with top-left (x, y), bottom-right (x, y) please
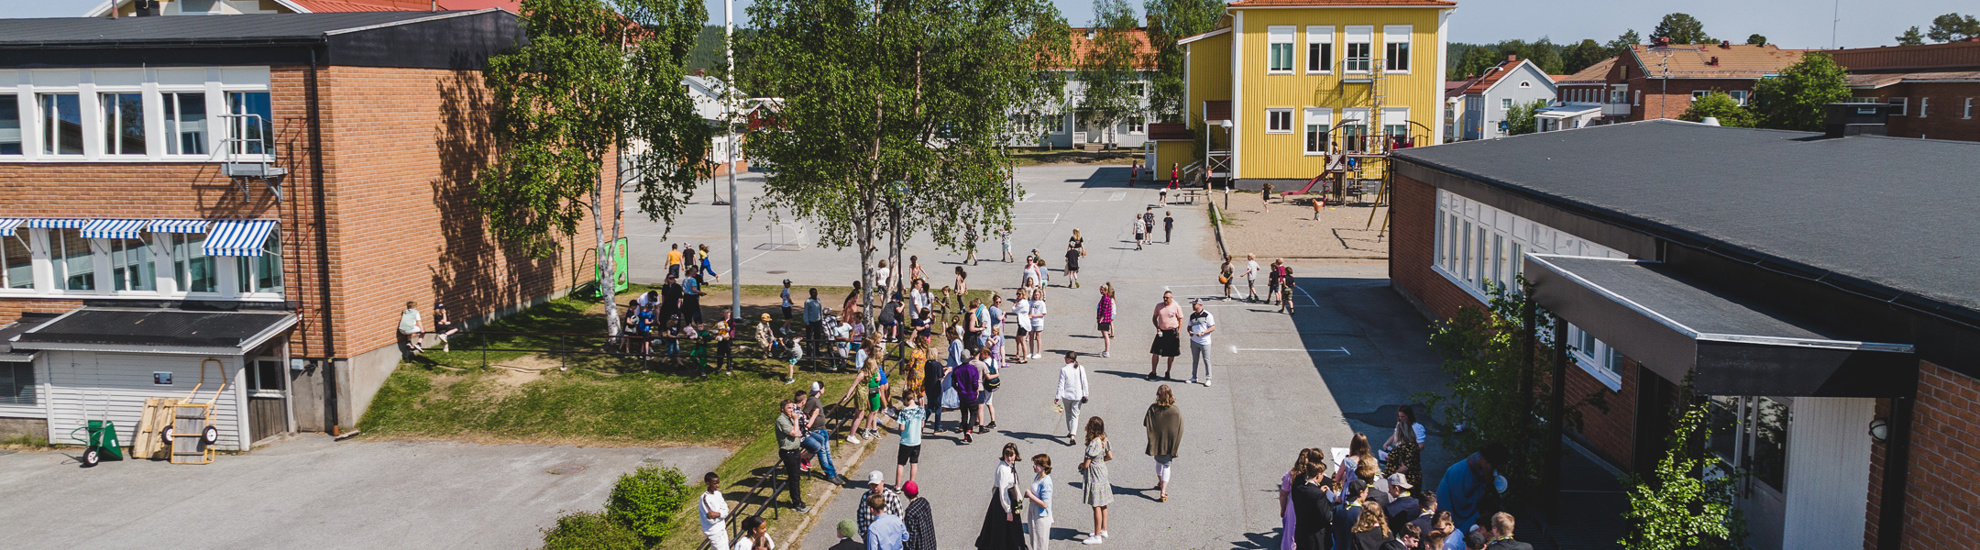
top-left (1887, 97), bottom-right (1907, 116)
top-left (1918, 97), bottom-right (1928, 118)
top-left (1305, 26), bottom-right (1334, 75)
top-left (96, 88), bottom-right (149, 157)
top-left (0, 234), bottom-right (30, 291)
top-left (1567, 323), bottom-right (1625, 390)
top-left (0, 227), bottom-right (282, 302)
top-left (1265, 108), bottom-right (1294, 134)
top-left (1303, 108), bottom-right (1331, 155)
top-left (0, 67), bottom-right (268, 163)
top-left (1380, 107), bottom-right (1409, 138)
top-left (1266, 26), bottom-right (1296, 75)
top-left (1344, 26), bottom-right (1374, 74)
top-left (1501, 98), bottom-right (1513, 111)
top-left (1126, 116), bottom-right (1145, 135)
top-left (35, 91), bottom-right (86, 157)
top-left (1431, 187), bottom-right (1627, 312)
top-left (0, 93), bottom-right (21, 157)
top-left (1691, 90), bottom-right (1709, 101)
top-left (1048, 112), bottom-right (1067, 135)
top-left (1729, 90), bottom-right (1750, 106)
top-left (1964, 98), bottom-right (1973, 119)
top-left (1382, 25), bottom-right (1412, 74)
top-left (159, 89), bottom-right (219, 158)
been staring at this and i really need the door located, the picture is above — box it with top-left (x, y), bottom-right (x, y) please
top-left (1707, 396), bottom-right (1791, 550)
top-left (246, 358), bottom-right (288, 445)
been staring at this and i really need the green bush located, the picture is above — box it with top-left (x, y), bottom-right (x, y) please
top-left (606, 465), bottom-right (696, 544)
top-left (541, 511), bottom-right (644, 550)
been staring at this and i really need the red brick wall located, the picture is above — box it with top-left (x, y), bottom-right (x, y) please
top-left (1388, 173), bottom-right (1484, 320)
top-left (1862, 360), bottom-right (1980, 549)
top-left (1624, 77), bottom-right (1760, 122)
top-left (1875, 83), bottom-right (1980, 143)
top-left (1561, 356), bottom-right (1640, 471)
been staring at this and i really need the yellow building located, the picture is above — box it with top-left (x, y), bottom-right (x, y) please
top-left (1180, 0), bottom-right (1453, 189)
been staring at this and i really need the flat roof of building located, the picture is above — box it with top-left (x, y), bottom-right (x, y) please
top-left (0, 10), bottom-right (517, 70)
top-left (13, 308), bottom-right (297, 354)
top-left (1394, 119), bottom-right (1980, 323)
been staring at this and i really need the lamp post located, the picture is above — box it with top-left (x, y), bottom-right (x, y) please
top-left (1220, 118), bottom-right (1232, 209)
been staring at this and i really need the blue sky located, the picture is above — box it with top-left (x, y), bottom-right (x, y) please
top-left (1, 0), bottom-right (1969, 49)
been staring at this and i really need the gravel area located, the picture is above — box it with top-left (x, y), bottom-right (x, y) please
top-left (1216, 192), bottom-right (1389, 260)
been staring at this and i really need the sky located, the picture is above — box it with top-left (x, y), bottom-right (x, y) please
top-left (1, 0), bottom-right (1970, 50)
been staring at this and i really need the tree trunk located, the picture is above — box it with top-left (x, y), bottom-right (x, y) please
top-left (592, 183), bottom-right (620, 338)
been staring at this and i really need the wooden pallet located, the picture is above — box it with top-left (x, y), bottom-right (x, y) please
top-left (170, 404), bottom-right (215, 465)
top-left (131, 397), bottom-right (183, 460)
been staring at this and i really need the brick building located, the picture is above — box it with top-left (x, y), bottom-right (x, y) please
top-left (1389, 119), bottom-right (1980, 550)
top-left (1572, 41), bottom-right (1802, 124)
top-left (1831, 40), bottom-right (1980, 143)
top-left (0, 10), bottom-right (593, 450)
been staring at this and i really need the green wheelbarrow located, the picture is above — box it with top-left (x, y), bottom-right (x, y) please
top-left (70, 420), bottom-right (124, 467)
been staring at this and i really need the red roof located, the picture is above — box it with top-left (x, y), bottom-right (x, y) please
top-left (1555, 56), bottom-right (1616, 86)
top-left (1454, 55), bottom-right (1524, 95)
top-left (291, 0), bottom-right (519, 11)
top-left (1228, 0), bottom-right (1454, 7)
top-left (1062, 27), bottom-right (1157, 70)
top-left (1626, 43), bottom-right (1802, 79)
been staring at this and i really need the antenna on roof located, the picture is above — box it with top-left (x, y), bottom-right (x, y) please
top-left (1831, 0), bottom-right (1840, 49)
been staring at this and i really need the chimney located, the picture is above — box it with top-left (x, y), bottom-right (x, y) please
top-left (1506, 54), bottom-right (1517, 63)
top-left (1653, 36), bottom-right (1671, 47)
top-left (1708, 56), bottom-right (1719, 66)
top-left (1822, 102), bottom-right (1892, 139)
top-left (1719, 40), bottom-right (1731, 49)
top-left (692, 68), bottom-right (706, 77)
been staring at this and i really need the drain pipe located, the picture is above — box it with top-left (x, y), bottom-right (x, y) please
top-left (306, 47), bottom-right (340, 432)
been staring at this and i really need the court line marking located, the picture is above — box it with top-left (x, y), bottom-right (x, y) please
top-left (1108, 192), bottom-right (1126, 201)
top-left (1229, 346), bottom-right (1350, 355)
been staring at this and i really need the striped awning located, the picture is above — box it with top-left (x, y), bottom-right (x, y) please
top-left (22, 219), bottom-right (86, 229)
top-left (203, 220), bottom-right (278, 257)
top-left (149, 219), bottom-right (211, 234)
top-left (80, 219), bottom-right (150, 240)
top-left (0, 219), bottom-right (21, 237)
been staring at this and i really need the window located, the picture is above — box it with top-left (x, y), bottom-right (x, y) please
top-left (1265, 108), bottom-right (1293, 133)
top-left (52, 229), bottom-right (94, 291)
top-left (2, 235), bottom-right (29, 290)
top-left (1433, 188), bottom-right (1627, 303)
top-left (249, 359), bottom-right (285, 395)
top-left (171, 233), bottom-right (217, 293)
top-left (1459, 222), bottom-right (1472, 281)
top-left (1048, 112), bottom-right (1066, 134)
top-left (1609, 87), bottom-right (1626, 104)
top-left (164, 92), bottom-right (208, 156)
top-left (1126, 116), bottom-right (1145, 134)
top-left (99, 92), bottom-right (147, 156)
top-left (1568, 323), bottom-right (1624, 388)
top-left (1919, 97), bottom-right (1929, 118)
top-left (1519, 81), bottom-right (1531, 89)
top-left (1491, 234), bottom-right (1505, 287)
top-left (237, 230), bottom-right (283, 295)
top-left (38, 93), bottom-right (83, 155)
top-left (1380, 108), bottom-right (1408, 138)
top-left (1887, 97), bottom-right (1907, 116)
top-left (1267, 26), bottom-right (1295, 74)
top-left (1306, 26), bottom-right (1334, 74)
top-left (1344, 26), bottom-right (1373, 73)
top-left (1965, 98), bottom-right (1973, 119)
top-left (109, 237), bottom-right (155, 292)
top-left (1728, 90), bottom-right (1750, 106)
top-left (1502, 98), bottom-right (1513, 111)
top-left (1341, 108), bottom-right (1369, 152)
top-left (1634, 91), bottom-right (1642, 106)
top-left (0, 94), bottom-right (20, 155)
top-left (227, 91), bottom-right (273, 155)
top-left (1303, 108), bottom-right (1331, 154)
top-left (1127, 82), bottom-right (1146, 97)
top-left (1691, 90), bottom-right (1709, 101)
top-left (0, 363), bottom-right (33, 406)
top-left (1382, 25), bottom-right (1411, 73)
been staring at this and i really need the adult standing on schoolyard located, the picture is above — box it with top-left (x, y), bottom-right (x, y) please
top-left (1056, 351), bottom-right (1090, 446)
top-left (901, 480), bottom-right (937, 550)
top-left (1144, 384), bottom-right (1184, 502)
top-left (977, 443), bottom-right (1026, 550)
top-left (776, 400), bottom-right (812, 513)
top-left (1187, 300), bottom-right (1217, 387)
top-left (1095, 284), bottom-right (1117, 358)
top-left (1024, 454), bottom-right (1056, 550)
top-left (1147, 291), bottom-right (1185, 381)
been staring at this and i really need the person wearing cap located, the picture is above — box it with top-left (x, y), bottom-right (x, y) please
top-left (781, 279), bottom-right (795, 321)
top-left (796, 388), bottom-right (847, 484)
top-left (830, 519), bottom-right (865, 550)
top-left (866, 492), bottom-right (910, 550)
top-left (900, 480), bottom-right (937, 550)
top-left (856, 470), bottom-right (905, 541)
top-left (1436, 443), bottom-right (1508, 533)
top-left (1382, 472), bottom-right (1420, 532)
top-left (1186, 299), bottom-right (1216, 387)
top-left (700, 472), bottom-right (730, 550)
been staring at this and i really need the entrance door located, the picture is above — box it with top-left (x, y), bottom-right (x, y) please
top-left (1707, 396), bottom-right (1791, 550)
top-left (245, 358), bottom-right (289, 445)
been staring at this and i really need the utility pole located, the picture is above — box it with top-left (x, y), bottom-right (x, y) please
top-left (725, 0), bottom-right (741, 321)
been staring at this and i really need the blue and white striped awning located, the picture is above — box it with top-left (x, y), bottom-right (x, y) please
top-left (80, 219), bottom-right (151, 240)
top-left (22, 219), bottom-right (86, 229)
top-left (203, 220), bottom-right (278, 257)
top-left (149, 219), bottom-right (211, 234)
top-left (0, 219), bottom-right (21, 237)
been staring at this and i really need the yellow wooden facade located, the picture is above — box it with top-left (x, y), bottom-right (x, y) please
top-left (1185, 3), bottom-right (1452, 183)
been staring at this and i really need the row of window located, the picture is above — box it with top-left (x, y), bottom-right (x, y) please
top-left (1687, 89), bottom-right (1751, 106)
top-left (1010, 113), bottom-right (1147, 136)
top-left (1432, 189), bottom-right (1629, 388)
top-left (1257, 107), bottom-right (1408, 155)
top-left (1265, 25), bottom-right (1411, 76)
top-left (0, 80), bottom-right (271, 160)
top-left (1884, 96), bottom-right (1977, 119)
top-left (1, 228), bottom-right (281, 299)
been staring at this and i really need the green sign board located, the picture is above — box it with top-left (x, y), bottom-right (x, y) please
top-left (595, 237), bottom-right (630, 293)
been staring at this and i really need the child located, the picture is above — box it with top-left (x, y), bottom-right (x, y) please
top-left (895, 391), bottom-right (928, 485)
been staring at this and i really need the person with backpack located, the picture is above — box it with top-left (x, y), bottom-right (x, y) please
top-left (953, 349), bottom-right (986, 444)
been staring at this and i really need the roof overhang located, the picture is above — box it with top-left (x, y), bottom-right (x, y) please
top-left (11, 308), bottom-right (298, 356)
top-left (85, 0), bottom-right (313, 17)
top-left (1177, 27), bottom-right (1230, 46)
top-left (1525, 254), bottom-right (1915, 397)
top-left (1535, 105), bottom-right (1601, 119)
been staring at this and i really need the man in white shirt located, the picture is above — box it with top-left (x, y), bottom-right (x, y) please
top-left (1055, 351), bottom-right (1089, 445)
top-left (1187, 300), bottom-right (1217, 387)
top-left (699, 472), bottom-right (730, 550)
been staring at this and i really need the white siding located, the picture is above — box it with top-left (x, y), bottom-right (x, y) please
top-left (42, 351), bottom-right (249, 451)
top-left (1781, 397), bottom-right (1873, 550)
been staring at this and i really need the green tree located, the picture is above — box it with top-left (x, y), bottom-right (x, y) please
top-left (1561, 39), bottom-right (1609, 74)
top-left (477, 0), bottom-right (710, 337)
top-left (1653, 13), bottom-right (1714, 44)
top-left (740, 0), bottom-right (1065, 316)
top-left (1680, 91), bottom-right (1756, 127)
top-left (1618, 382), bottom-right (1748, 550)
top-left (1745, 33), bottom-right (1767, 45)
top-left (1751, 52), bottom-right (1851, 131)
top-left (1504, 99), bottom-right (1547, 136)
top-left (1452, 44), bottom-right (1499, 79)
top-left (541, 511), bottom-right (643, 550)
top-left (1524, 38), bottom-right (1564, 74)
top-left (1145, 0), bottom-right (1222, 122)
top-left (1926, 13), bottom-right (1980, 42)
top-left (1078, 0), bottom-right (1146, 146)
top-left (1896, 26), bottom-right (1926, 46)
top-left (1608, 29), bottom-right (1642, 57)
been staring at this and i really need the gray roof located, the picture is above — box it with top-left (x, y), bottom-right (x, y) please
top-left (14, 308), bottom-right (296, 352)
top-left (0, 11), bottom-right (484, 47)
top-left (1395, 119), bottom-right (1980, 319)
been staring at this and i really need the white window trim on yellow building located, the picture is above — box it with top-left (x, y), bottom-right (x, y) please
top-left (1303, 108), bottom-right (1331, 155)
top-left (1305, 26), bottom-right (1333, 75)
top-left (1382, 25), bottom-right (1412, 74)
top-left (1266, 26), bottom-right (1296, 75)
top-left (1343, 25), bottom-right (1373, 74)
top-left (1381, 107), bottom-right (1409, 136)
top-left (1265, 108), bottom-right (1294, 134)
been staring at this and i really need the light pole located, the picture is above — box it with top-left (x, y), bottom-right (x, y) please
top-left (725, 0), bottom-right (741, 321)
top-left (1220, 118), bottom-right (1232, 209)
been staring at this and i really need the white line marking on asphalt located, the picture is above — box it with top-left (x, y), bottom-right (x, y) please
top-left (1109, 192), bottom-right (1126, 201)
top-left (1020, 192), bottom-right (1035, 202)
top-left (1229, 346), bottom-right (1350, 355)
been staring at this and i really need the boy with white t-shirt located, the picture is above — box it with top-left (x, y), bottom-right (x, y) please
top-left (699, 472), bottom-right (730, 550)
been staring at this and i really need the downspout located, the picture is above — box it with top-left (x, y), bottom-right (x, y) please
top-left (1876, 364), bottom-right (1918, 550)
top-left (306, 47), bottom-right (340, 431)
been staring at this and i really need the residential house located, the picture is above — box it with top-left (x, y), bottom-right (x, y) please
top-left (86, 0), bottom-right (519, 17)
top-left (1180, 0), bottom-right (1453, 190)
top-left (683, 73), bottom-right (746, 176)
top-left (1012, 27), bottom-right (1158, 150)
top-left (1536, 56), bottom-right (1615, 132)
top-left (1390, 116), bottom-right (1980, 550)
top-left (0, 11), bottom-right (592, 450)
top-left (1598, 40), bottom-right (1801, 122)
top-left (1448, 55), bottom-right (1555, 140)
top-left (1831, 40), bottom-right (1980, 142)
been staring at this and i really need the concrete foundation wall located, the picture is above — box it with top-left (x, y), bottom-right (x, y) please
top-left (0, 417), bottom-right (47, 441)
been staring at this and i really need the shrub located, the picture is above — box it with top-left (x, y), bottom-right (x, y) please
top-left (605, 465), bottom-right (696, 544)
top-left (541, 511), bottom-right (643, 550)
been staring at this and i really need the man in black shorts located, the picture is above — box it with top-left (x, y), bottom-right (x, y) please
top-left (1148, 290), bottom-right (1185, 380)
